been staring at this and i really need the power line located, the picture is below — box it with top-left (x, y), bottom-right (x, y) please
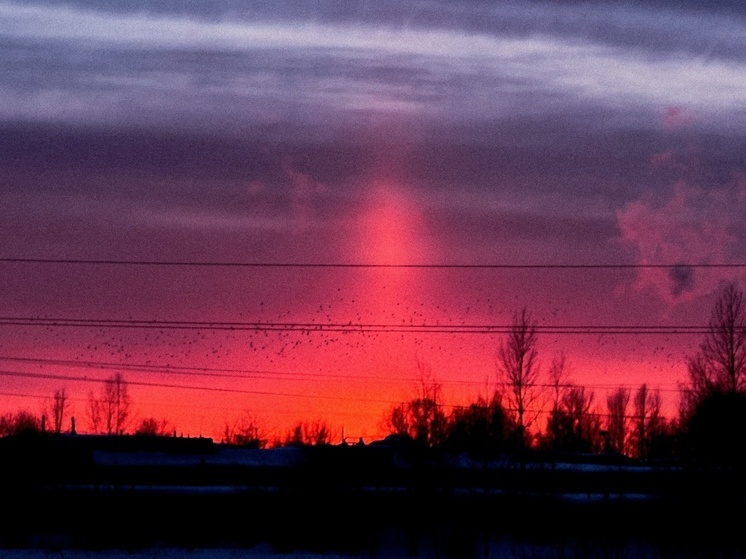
top-left (0, 369), bottom-right (396, 406)
top-left (0, 355), bottom-right (686, 395)
top-left (0, 374), bottom-right (682, 421)
top-left (0, 316), bottom-right (713, 335)
top-left (0, 356), bottom-right (485, 386)
top-left (0, 355), bottom-right (685, 392)
top-left (1, 258), bottom-right (745, 269)
top-left (0, 368), bottom-right (688, 429)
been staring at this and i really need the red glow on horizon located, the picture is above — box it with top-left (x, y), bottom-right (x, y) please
top-left (0, 329), bottom-right (690, 444)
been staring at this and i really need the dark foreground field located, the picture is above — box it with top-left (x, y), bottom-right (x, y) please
top-left (1, 434), bottom-right (744, 558)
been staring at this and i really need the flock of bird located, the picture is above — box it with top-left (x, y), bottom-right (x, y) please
top-left (0, 268), bottom-right (703, 437)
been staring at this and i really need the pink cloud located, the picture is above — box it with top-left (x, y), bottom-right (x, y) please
top-left (616, 181), bottom-right (743, 303)
top-left (662, 106), bottom-right (696, 130)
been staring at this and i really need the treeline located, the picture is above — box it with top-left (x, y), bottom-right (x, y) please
top-left (382, 282), bottom-right (746, 466)
top-left (381, 373), bottom-right (675, 461)
top-left (0, 374), bottom-right (172, 438)
top-left (2, 283), bottom-right (745, 467)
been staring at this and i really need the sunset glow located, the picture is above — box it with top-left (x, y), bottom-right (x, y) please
top-left (1, 0), bottom-right (745, 445)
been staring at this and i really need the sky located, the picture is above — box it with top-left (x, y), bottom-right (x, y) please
top-left (1, 0), bottom-right (745, 443)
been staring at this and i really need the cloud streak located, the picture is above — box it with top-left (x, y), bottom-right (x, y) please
top-left (1, 0), bottom-right (744, 132)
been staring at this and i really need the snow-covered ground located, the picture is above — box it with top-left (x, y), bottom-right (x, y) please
top-left (92, 446), bottom-right (305, 467)
top-left (0, 537), bottom-right (742, 559)
top-left (0, 549), bottom-right (342, 559)
top-left (0, 547), bottom-right (724, 559)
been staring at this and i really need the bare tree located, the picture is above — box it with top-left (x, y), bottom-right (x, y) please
top-left (544, 354), bottom-right (570, 448)
top-left (548, 353), bottom-right (569, 415)
top-left (497, 307), bottom-right (541, 446)
top-left (105, 373), bottom-right (130, 435)
top-left (387, 403), bottom-right (410, 437)
top-left (445, 392), bottom-right (510, 458)
top-left (51, 388), bottom-right (69, 434)
top-left (606, 387), bottom-right (630, 455)
top-left (384, 397), bottom-right (447, 448)
top-left (0, 410), bottom-right (41, 436)
top-left (383, 361), bottom-right (447, 448)
top-left (630, 383), bottom-right (663, 460)
top-left (87, 389), bottom-right (103, 434)
top-left (284, 419), bottom-right (335, 446)
top-left (87, 373), bottom-right (131, 435)
top-left (135, 417), bottom-right (172, 436)
top-left (223, 413), bottom-right (266, 448)
top-left (547, 385), bottom-right (600, 453)
top-left (686, 283), bottom-right (746, 401)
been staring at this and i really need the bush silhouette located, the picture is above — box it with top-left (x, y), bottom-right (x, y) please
top-left (685, 390), bottom-right (746, 466)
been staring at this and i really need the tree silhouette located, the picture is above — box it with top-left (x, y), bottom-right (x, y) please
top-left (0, 410), bottom-right (41, 436)
top-left (87, 373), bottom-right (131, 435)
top-left (545, 385), bottom-right (600, 453)
top-left (135, 417), bottom-right (172, 436)
top-left (678, 283), bottom-right (746, 463)
top-left (543, 353), bottom-right (570, 448)
top-left (384, 363), bottom-right (447, 448)
top-left (496, 307), bottom-right (540, 447)
top-left (605, 387), bottom-right (630, 455)
top-left (685, 283), bottom-right (746, 405)
top-left (685, 391), bottom-right (746, 466)
top-left (445, 393), bottom-right (510, 458)
top-left (548, 353), bottom-right (569, 415)
top-left (223, 413), bottom-right (266, 448)
top-left (50, 388), bottom-right (69, 434)
top-left (630, 383), bottom-right (664, 460)
top-left (283, 419), bottom-right (334, 446)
